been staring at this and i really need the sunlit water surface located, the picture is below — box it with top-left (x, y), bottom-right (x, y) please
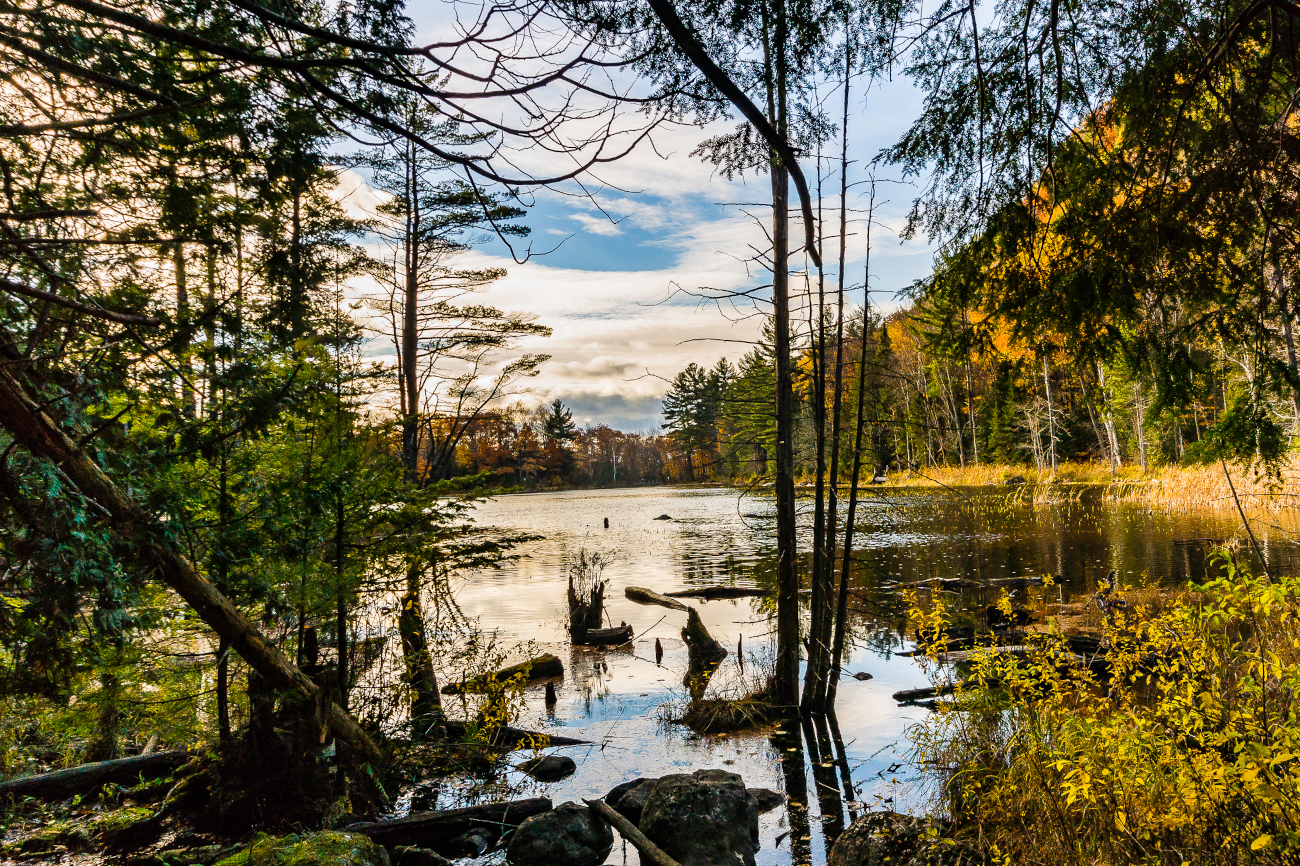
top-left (407, 485), bottom-right (1298, 865)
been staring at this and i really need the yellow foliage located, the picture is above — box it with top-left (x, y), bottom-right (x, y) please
top-left (908, 555), bottom-right (1300, 864)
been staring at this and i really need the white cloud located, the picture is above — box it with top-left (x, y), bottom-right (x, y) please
top-left (569, 212), bottom-right (625, 237)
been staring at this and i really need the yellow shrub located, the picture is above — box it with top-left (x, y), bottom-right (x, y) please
top-left (909, 556), bottom-right (1300, 864)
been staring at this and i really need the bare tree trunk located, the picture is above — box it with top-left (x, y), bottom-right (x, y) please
top-left (769, 0), bottom-right (799, 711)
top-left (1042, 355), bottom-right (1058, 475)
top-left (1272, 266), bottom-right (1300, 428)
top-left (1098, 361), bottom-right (1122, 471)
top-left (400, 562), bottom-right (444, 740)
top-left (1133, 381), bottom-right (1149, 473)
top-left (802, 155), bottom-right (830, 712)
top-left (828, 179), bottom-right (876, 709)
top-left (0, 361), bottom-right (382, 762)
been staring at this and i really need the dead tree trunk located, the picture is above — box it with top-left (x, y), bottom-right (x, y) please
top-left (0, 363), bottom-right (382, 763)
top-left (567, 576), bottom-right (606, 643)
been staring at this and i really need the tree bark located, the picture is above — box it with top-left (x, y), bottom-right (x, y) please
top-left (0, 363), bottom-right (381, 763)
top-left (399, 565), bottom-right (444, 740)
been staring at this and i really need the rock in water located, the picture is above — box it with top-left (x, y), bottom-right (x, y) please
top-left (828, 812), bottom-right (983, 865)
top-left (517, 754), bottom-right (577, 782)
top-left (748, 788), bottom-right (784, 813)
top-left (612, 777), bottom-right (659, 824)
top-left (604, 777), bottom-right (655, 821)
top-left (640, 769), bottom-right (759, 866)
top-left (214, 832), bottom-right (389, 866)
top-left (545, 682), bottom-right (557, 707)
top-left (1004, 475), bottom-right (1027, 486)
top-left (851, 671), bottom-right (874, 681)
top-left (653, 514), bottom-right (673, 520)
top-left (655, 638), bottom-right (663, 665)
top-left (506, 802), bottom-right (612, 866)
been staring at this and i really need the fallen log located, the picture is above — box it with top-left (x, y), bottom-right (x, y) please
top-left (441, 654), bottom-right (564, 694)
top-left (892, 680), bottom-right (989, 702)
top-left (625, 586), bottom-right (689, 611)
top-left (0, 750), bottom-right (190, 801)
top-left (0, 364), bottom-right (381, 763)
top-left (575, 623), bottom-right (634, 646)
top-left (666, 587), bottom-right (768, 600)
top-left (585, 798), bottom-right (680, 866)
top-left (350, 798), bottom-right (552, 853)
top-left (442, 719), bottom-right (588, 749)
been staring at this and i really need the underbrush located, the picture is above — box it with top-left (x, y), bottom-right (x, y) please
top-left (908, 556), bottom-right (1300, 865)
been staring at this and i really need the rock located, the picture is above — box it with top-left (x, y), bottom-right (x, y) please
top-left (605, 777), bottom-right (654, 814)
top-left (392, 848), bottom-right (451, 866)
top-left (748, 788), bottom-right (784, 813)
top-left (653, 514), bottom-right (673, 520)
top-left (1004, 475), bottom-right (1027, 486)
top-left (518, 754), bottom-right (577, 782)
top-left (828, 812), bottom-right (984, 865)
top-left (213, 832), bottom-right (390, 866)
top-left (639, 769), bottom-right (759, 866)
top-left (612, 777), bottom-right (659, 824)
top-left (506, 802), bottom-right (613, 866)
top-left (851, 671), bottom-right (874, 681)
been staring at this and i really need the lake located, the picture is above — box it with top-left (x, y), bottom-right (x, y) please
top-left (406, 485), bottom-right (1294, 865)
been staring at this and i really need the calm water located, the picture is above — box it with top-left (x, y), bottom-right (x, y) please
top-left (417, 485), bottom-right (1297, 865)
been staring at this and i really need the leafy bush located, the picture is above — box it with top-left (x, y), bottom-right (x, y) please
top-left (908, 556), bottom-right (1300, 864)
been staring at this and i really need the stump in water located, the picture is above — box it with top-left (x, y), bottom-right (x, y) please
top-left (682, 608), bottom-right (727, 701)
top-left (567, 575), bottom-right (607, 644)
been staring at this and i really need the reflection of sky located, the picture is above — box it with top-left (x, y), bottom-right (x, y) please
top-left (414, 486), bottom-right (1297, 864)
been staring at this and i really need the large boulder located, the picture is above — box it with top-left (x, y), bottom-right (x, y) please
top-left (639, 769), bottom-right (759, 866)
top-left (828, 813), bottom-right (984, 866)
top-left (506, 802), bottom-right (612, 866)
top-left (214, 832), bottom-right (389, 866)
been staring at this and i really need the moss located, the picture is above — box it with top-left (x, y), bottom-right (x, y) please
top-left (214, 832), bottom-right (389, 866)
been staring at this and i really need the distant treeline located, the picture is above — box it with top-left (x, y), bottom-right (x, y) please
top-left (654, 304), bottom-right (1252, 484)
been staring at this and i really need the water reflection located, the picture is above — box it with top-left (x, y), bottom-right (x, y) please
top-left (410, 485), bottom-right (1300, 865)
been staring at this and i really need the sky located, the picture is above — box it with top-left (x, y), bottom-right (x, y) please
top-left (346, 5), bottom-right (939, 433)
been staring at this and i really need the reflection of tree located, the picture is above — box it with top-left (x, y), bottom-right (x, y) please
top-left (771, 723), bottom-right (813, 865)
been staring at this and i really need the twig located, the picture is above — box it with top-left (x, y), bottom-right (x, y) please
top-left (1222, 458), bottom-right (1272, 580)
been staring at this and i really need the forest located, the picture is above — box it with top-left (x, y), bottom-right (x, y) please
top-left (0, 0), bottom-right (1298, 865)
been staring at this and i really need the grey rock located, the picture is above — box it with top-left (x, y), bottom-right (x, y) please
top-left (517, 754), bottom-right (576, 782)
top-left (613, 777), bottom-right (659, 824)
top-left (640, 769), bottom-right (759, 866)
top-left (507, 802), bottom-right (612, 866)
top-left (851, 672), bottom-right (874, 681)
top-left (747, 788), bottom-right (783, 813)
top-left (828, 812), bottom-right (984, 866)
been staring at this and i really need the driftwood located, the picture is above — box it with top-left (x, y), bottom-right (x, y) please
top-left (0, 365), bottom-right (381, 762)
top-left (893, 575), bottom-right (1046, 591)
top-left (441, 654), bottom-right (564, 694)
top-left (441, 719), bottom-right (588, 748)
top-left (625, 586), bottom-right (689, 611)
top-left (892, 681), bottom-right (985, 702)
top-left (682, 607), bottom-right (727, 702)
top-left (576, 623), bottom-right (634, 646)
top-left (351, 798), bottom-right (552, 852)
top-left (585, 798), bottom-right (681, 866)
top-left (0, 750), bottom-right (190, 801)
top-left (666, 587), bottom-right (768, 600)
